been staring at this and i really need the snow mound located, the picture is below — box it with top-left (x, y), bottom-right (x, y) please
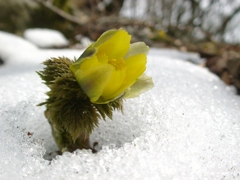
top-left (0, 31), bottom-right (240, 179)
top-left (0, 31), bottom-right (82, 76)
top-left (0, 30), bottom-right (37, 62)
top-left (24, 28), bottom-right (69, 48)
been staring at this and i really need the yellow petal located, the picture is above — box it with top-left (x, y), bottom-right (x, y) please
top-left (94, 29), bottom-right (119, 47)
top-left (103, 54), bottom-right (147, 100)
top-left (97, 52), bottom-right (108, 64)
top-left (124, 54), bottom-right (147, 86)
top-left (74, 64), bottom-right (114, 102)
top-left (78, 55), bottom-right (101, 70)
top-left (97, 30), bottom-right (131, 59)
top-left (70, 55), bottom-right (101, 74)
top-left (124, 42), bottom-right (149, 59)
top-left (123, 73), bottom-right (154, 98)
top-left (71, 45), bottom-right (97, 73)
top-left (101, 69), bottom-right (127, 100)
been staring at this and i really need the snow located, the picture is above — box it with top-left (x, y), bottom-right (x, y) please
top-left (24, 28), bottom-right (69, 48)
top-left (1, 30), bottom-right (240, 179)
top-left (0, 31), bottom-right (81, 76)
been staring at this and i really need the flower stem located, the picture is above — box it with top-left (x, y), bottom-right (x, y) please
top-left (45, 110), bottom-right (96, 153)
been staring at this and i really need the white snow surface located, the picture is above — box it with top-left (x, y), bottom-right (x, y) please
top-left (24, 28), bottom-right (69, 48)
top-left (0, 31), bottom-right (240, 179)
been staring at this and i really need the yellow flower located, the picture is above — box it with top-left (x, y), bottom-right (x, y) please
top-left (70, 29), bottom-right (153, 104)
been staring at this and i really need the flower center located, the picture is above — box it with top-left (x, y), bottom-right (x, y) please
top-left (108, 58), bottom-right (125, 70)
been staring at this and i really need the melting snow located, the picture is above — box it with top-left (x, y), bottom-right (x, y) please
top-left (0, 30), bottom-right (240, 180)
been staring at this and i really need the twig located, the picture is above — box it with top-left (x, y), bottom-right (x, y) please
top-left (33, 0), bottom-right (89, 25)
top-left (33, 0), bottom-right (153, 29)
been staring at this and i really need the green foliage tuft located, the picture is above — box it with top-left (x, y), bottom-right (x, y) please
top-left (37, 57), bottom-right (73, 86)
top-left (38, 57), bottom-right (123, 152)
top-left (94, 99), bottom-right (123, 120)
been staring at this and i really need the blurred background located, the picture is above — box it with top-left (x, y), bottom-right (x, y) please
top-left (1, 0), bottom-right (240, 92)
top-left (2, 0), bottom-right (240, 44)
